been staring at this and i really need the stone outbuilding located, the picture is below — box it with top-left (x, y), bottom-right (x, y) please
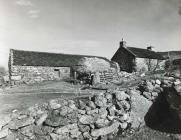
top-left (111, 41), bottom-right (165, 72)
top-left (8, 49), bottom-right (109, 84)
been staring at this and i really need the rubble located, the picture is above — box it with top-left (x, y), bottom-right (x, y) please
top-left (1, 76), bottom-right (176, 139)
top-left (1, 87), bottom-right (134, 140)
top-left (138, 79), bottom-right (164, 101)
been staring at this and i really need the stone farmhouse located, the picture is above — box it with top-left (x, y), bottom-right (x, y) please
top-left (8, 49), bottom-right (110, 84)
top-left (111, 41), bottom-right (165, 72)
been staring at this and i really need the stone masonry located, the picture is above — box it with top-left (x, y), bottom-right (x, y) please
top-left (10, 66), bottom-right (71, 84)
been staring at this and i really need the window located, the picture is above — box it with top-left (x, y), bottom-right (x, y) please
top-left (54, 69), bottom-right (59, 71)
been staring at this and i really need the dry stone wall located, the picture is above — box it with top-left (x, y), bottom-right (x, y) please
top-left (0, 78), bottom-right (170, 140)
top-left (0, 88), bottom-right (133, 140)
top-left (10, 66), bottom-right (71, 84)
top-left (96, 70), bottom-right (117, 83)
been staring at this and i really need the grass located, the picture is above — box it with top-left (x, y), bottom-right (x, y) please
top-left (3, 80), bottom-right (87, 94)
top-left (117, 126), bottom-right (175, 140)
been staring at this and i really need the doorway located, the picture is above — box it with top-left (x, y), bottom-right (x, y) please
top-left (54, 69), bottom-right (60, 78)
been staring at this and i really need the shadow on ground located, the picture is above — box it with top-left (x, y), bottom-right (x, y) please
top-left (144, 89), bottom-right (181, 134)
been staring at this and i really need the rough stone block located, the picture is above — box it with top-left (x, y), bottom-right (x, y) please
top-left (91, 121), bottom-right (119, 137)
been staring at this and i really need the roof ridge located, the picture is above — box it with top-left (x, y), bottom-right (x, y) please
top-left (11, 49), bottom-right (108, 59)
top-left (127, 46), bottom-right (153, 51)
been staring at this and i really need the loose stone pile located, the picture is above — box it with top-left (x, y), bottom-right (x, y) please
top-left (0, 89), bottom-right (132, 140)
top-left (137, 79), bottom-right (163, 101)
top-left (117, 72), bottom-right (138, 81)
top-left (1, 77), bottom-right (179, 140)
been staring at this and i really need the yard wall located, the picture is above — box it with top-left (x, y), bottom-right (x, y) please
top-left (10, 65), bottom-right (71, 84)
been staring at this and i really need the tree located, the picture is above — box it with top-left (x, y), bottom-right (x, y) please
top-left (144, 59), bottom-right (162, 72)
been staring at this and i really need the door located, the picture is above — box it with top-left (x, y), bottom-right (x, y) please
top-left (54, 69), bottom-right (60, 79)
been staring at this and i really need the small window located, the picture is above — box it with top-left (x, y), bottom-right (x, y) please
top-left (54, 69), bottom-right (59, 71)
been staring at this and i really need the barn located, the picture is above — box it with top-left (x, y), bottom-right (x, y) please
top-left (8, 49), bottom-right (110, 84)
top-left (111, 41), bottom-right (165, 72)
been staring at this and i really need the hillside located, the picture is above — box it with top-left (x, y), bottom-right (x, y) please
top-left (158, 51), bottom-right (181, 59)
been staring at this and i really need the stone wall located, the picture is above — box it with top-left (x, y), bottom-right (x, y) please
top-left (10, 66), bottom-right (71, 84)
top-left (96, 69), bottom-right (117, 83)
top-left (0, 89), bottom-right (132, 140)
top-left (0, 78), bottom-right (167, 139)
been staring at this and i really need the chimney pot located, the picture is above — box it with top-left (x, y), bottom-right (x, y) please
top-left (147, 46), bottom-right (153, 51)
top-left (120, 41), bottom-right (126, 48)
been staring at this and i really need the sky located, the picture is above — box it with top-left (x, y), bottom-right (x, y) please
top-left (0, 0), bottom-right (181, 69)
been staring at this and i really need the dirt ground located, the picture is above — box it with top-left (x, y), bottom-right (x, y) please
top-left (2, 81), bottom-right (84, 94)
top-left (0, 81), bottom-right (93, 118)
top-left (0, 93), bottom-right (75, 118)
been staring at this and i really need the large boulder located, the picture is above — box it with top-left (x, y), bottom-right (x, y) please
top-left (129, 89), bottom-right (152, 129)
top-left (79, 115), bottom-right (95, 125)
top-left (95, 118), bottom-right (110, 128)
top-left (145, 81), bottom-right (154, 92)
top-left (50, 133), bottom-right (71, 140)
top-left (45, 116), bottom-right (69, 127)
top-left (0, 116), bottom-right (11, 130)
top-left (35, 113), bottom-right (48, 125)
top-left (49, 100), bottom-right (62, 110)
top-left (166, 84), bottom-right (181, 127)
top-left (8, 117), bottom-right (35, 130)
top-left (91, 121), bottom-right (119, 137)
top-left (98, 108), bottom-right (108, 119)
top-left (55, 124), bottom-right (77, 135)
top-left (113, 90), bottom-right (130, 101)
top-left (94, 94), bottom-right (107, 107)
top-left (174, 83), bottom-right (181, 94)
top-left (78, 124), bottom-right (90, 133)
top-left (0, 128), bottom-right (9, 139)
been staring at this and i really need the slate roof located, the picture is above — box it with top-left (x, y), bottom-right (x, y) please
top-left (126, 47), bottom-right (164, 60)
top-left (11, 49), bottom-right (110, 67)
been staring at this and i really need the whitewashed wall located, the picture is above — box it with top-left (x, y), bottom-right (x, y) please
top-left (135, 58), bottom-right (164, 72)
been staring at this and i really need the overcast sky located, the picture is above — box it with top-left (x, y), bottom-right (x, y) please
top-left (0, 0), bottom-right (181, 68)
